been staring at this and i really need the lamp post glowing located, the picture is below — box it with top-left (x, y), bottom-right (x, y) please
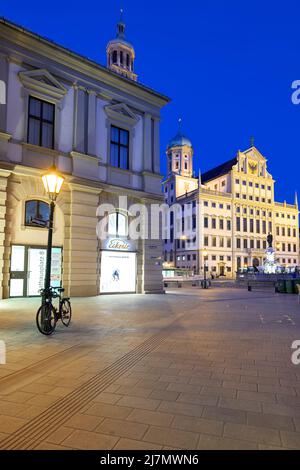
top-left (42, 166), bottom-right (64, 291)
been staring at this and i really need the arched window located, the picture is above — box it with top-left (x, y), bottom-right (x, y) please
top-left (25, 200), bottom-right (50, 228)
top-left (112, 50), bottom-right (118, 64)
top-left (108, 212), bottom-right (128, 237)
top-left (120, 51), bottom-right (123, 65)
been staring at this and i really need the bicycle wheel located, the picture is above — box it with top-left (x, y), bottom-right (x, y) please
top-left (36, 303), bottom-right (57, 335)
top-left (60, 299), bottom-right (72, 327)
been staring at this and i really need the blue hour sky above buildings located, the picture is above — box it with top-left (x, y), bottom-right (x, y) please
top-left (1, 0), bottom-right (300, 204)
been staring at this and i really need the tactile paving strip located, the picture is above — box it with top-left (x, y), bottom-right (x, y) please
top-left (0, 327), bottom-right (173, 450)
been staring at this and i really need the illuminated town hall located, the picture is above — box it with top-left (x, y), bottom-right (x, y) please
top-left (163, 129), bottom-right (299, 277)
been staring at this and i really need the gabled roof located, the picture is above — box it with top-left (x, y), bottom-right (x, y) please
top-left (201, 157), bottom-right (237, 184)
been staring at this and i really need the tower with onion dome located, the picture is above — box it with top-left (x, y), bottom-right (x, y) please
top-left (166, 119), bottom-right (194, 178)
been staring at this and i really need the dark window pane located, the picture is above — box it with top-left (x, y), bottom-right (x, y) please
top-left (29, 98), bottom-right (41, 117)
top-left (28, 97), bottom-right (55, 149)
top-left (111, 126), bottom-right (119, 143)
top-left (110, 143), bottom-right (119, 167)
top-left (38, 202), bottom-right (50, 222)
top-left (120, 129), bottom-right (129, 145)
top-left (42, 122), bottom-right (54, 148)
top-left (42, 102), bottom-right (54, 121)
top-left (120, 146), bottom-right (128, 169)
top-left (25, 201), bottom-right (36, 225)
top-left (28, 119), bottom-right (40, 145)
top-left (25, 200), bottom-right (49, 227)
top-left (110, 126), bottom-right (129, 170)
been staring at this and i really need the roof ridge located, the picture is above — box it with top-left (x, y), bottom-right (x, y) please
top-left (201, 157), bottom-right (237, 183)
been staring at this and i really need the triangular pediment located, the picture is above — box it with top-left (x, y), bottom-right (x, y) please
top-left (105, 102), bottom-right (139, 126)
top-left (19, 68), bottom-right (67, 101)
top-left (236, 146), bottom-right (272, 178)
top-left (242, 146), bottom-right (267, 163)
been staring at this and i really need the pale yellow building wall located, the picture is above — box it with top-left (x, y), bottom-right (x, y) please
top-left (164, 147), bottom-right (299, 278)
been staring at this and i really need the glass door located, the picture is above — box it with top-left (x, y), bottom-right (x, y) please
top-left (27, 247), bottom-right (62, 296)
top-left (9, 245), bottom-right (62, 297)
top-left (27, 248), bottom-right (47, 296)
top-left (10, 245), bottom-right (26, 297)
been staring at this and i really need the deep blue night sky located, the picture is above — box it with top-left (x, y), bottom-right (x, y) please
top-left (1, 0), bottom-right (300, 203)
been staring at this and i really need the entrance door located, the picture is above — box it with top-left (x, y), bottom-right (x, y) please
top-left (10, 245), bottom-right (26, 297)
top-left (10, 245), bottom-right (62, 297)
top-left (219, 265), bottom-right (225, 276)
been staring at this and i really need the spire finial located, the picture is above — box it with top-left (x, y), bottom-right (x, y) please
top-left (250, 136), bottom-right (255, 147)
top-left (178, 117), bottom-right (182, 133)
top-left (295, 191), bottom-right (298, 208)
top-left (117, 5), bottom-right (125, 39)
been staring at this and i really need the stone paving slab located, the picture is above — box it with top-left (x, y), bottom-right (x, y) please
top-left (0, 288), bottom-right (300, 449)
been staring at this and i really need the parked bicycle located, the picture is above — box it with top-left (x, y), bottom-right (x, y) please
top-left (36, 286), bottom-right (72, 335)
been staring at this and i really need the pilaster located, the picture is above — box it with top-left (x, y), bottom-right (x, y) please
top-left (153, 117), bottom-right (161, 174)
top-left (143, 113), bottom-right (152, 173)
top-left (63, 185), bottom-right (100, 297)
top-left (87, 90), bottom-right (97, 156)
top-left (73, 85), bottom-right (86, 154)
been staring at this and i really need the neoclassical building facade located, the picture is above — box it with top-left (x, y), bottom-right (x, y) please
top-left (163, 130), bottom-right (299, 277)
top-left (0, 17), bottom-right (169, 298)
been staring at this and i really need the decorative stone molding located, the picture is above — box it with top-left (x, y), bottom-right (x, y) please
top-left (19, 68), bottom-right (67, 103)
top-left (0, 132), bottom-right (11, 142)
top-left (22, 142), bottom-right (61, 157)
top-left (104, 102), bottom-right (139, 127)
top-left (70, 150), bottom-right (101, 163)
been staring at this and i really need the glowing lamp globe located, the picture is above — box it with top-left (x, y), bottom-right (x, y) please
top-left (42, 166), bottom-right (64, 201)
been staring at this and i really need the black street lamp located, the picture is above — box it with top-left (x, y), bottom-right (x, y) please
top-left (42, 166), bottom-right (64, 291)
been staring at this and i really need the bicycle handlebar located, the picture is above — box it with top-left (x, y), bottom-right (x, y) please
top-left (39, 286), bottom-right (62, 298)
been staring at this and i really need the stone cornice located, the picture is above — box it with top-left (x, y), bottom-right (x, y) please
top-left (0, 19), bottom-right (170, 109)
top-left (6, 163), bottom-right (163, 201)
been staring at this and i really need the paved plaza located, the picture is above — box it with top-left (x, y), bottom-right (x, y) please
top-left (0, 287), bottom-right (300, 450)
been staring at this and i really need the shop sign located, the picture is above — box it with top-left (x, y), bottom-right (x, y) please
top-left (103, 238), bottom-right (135, 252)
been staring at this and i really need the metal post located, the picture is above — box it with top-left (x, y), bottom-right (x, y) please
top-left (44, 201), bottom-right (55, 291)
